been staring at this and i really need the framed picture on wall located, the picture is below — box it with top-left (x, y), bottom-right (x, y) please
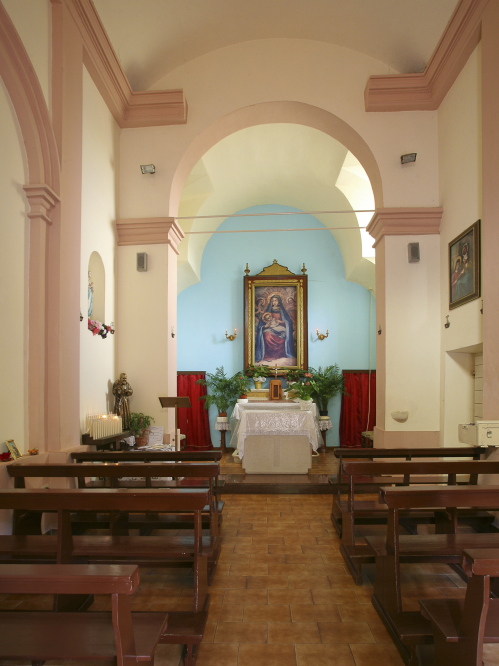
top-left (449, 220), bottom-right (481, 310)
top-left (5, 440), bottom-right (21, 460)
top-left (244, 260), bottom-right (308, 374)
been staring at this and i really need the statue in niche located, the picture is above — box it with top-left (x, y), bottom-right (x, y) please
top-left (113, 373), bottom-right (133, 430)
top-left (88, 271), bottom-right (94, 317)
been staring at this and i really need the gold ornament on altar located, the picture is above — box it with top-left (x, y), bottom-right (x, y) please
top-left (113, 373), bottom-right (133, 430)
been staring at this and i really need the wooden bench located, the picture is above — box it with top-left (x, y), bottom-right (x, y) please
top-left (8, 461), bottom-right (222, 537)
top-left (419, 548), bottom-right (499, 666)
top-left (368, 484), bottom-right (499, 666)
top-left (336, 459), bottom-right (498, 584)
top-left (0, 563), bottom-right (167, 666)
top-left (332, 446), bottom-right (483, 511)
top-left (0, 488), bottom-right (213, 612)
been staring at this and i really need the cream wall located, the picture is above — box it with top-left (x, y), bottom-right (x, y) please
top-left (438, 45), bottom-right (482, 444)
top-left (117, 244), bottom-right (172, 436)
top-left (1, 0), bottom-right (52, 111)
top-left (80, 68), bottom-right (120, 430)
top-left (119, 40), bottom-right (440, 222)
top-left (0, 78), bottom-right (28, 452)
top-left (384, 234), bottom-right (441, 433)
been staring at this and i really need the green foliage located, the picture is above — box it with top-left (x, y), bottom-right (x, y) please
top-left (245, 363), bottom-right (270, 379)
top-left (286, 368), bottom-right (305, 382)
top-left (196, 367), bottom-right (249, 414)
top-left (308, 365), bottom-right (346, 411)
top-left (129, 412), bottom-right (154, 437)
top-left (287, 378), bottom-right (315, 401)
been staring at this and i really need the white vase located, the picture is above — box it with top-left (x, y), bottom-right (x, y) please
top-left (299, 399), bottom-right (313, 411)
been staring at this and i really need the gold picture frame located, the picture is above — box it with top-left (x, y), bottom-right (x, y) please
top-left (449, 220), bottom-right (481, 310)
top-left (244, 260), bottom-right (308, 374)
top-left (5, 440), bottom-right (21, 460)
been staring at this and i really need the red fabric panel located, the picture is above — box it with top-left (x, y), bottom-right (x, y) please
top-left (339, 372), bottom-right (376, 448)
top-left (177, 373), bottom-right (213, 451)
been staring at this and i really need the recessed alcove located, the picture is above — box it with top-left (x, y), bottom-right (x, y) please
top-left (88, 251), bottom-right (105, 323)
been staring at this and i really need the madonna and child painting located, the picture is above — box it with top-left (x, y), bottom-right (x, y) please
top-left (448, 220), bottom-right (480, 310)
top-left (254, 287), bottom-right (297, 367)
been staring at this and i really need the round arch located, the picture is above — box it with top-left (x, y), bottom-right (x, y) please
top-left (169, 100), bottom-right (383, 217)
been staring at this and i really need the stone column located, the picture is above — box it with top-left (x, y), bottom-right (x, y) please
top-left (367, 207), bottom-right (443, 447)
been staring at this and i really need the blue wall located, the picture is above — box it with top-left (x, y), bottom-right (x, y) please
top-left (178, 205), bottom-right (376, 447)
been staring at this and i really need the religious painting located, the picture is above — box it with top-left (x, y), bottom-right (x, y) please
top-left (244, 260), bottom-right (308, 374)
top-left (5, 440), bottom-right (21, 460)
top-left (449, 220), bottom-right (481, 310)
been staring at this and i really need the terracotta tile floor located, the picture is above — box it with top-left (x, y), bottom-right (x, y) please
top-left (2, 493), bottom-right (499, 666)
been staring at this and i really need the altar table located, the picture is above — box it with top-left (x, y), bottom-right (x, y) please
top-left (230, 402), bottom-right (319, 474)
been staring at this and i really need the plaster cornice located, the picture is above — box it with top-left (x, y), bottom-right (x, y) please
top-left (64, 0), bottom-right (187, 127)
top-left (365, 0), bottom-right (488, 112)
top-left (367, 208), bottom-right (443, 247)
top-left (24, 184), bottom-right (60, 225)
top-left (116, 218), bottom-right (185, 254)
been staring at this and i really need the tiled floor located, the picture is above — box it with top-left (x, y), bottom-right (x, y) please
top-left (2, 493), bottom-right (499, 666)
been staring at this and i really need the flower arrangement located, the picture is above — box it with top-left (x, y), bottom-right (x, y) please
top-left (286, 368), bottom-right (305, 383)
top-left (0, 452), bottom-right (12, 462)
top-left (286, 376), bottom-right (315, 401)
top-left (88, 318), bottom-right (112, 339)
top-left (129, 413), bottom-right (154, 439)
top-left (245, 364), bottom-right (270, 380)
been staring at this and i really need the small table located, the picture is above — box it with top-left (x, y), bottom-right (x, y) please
top-left (214, 421), bottom-right (231, 454)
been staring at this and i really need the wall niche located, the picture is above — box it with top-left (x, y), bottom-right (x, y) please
top-left (88, 251), bottom-right (105, 323)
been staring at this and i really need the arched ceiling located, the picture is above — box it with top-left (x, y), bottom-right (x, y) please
top-left (94, 0), bottom-right (458, 90)
top-left (176, 124), bottom-right (375, 295)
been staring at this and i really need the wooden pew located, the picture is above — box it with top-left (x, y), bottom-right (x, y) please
top-left (337, 459), bottom-right (498, 584)
top-left (0, 488), bottom-right (212, 612)
top-left (368, 484), bottom-right (499, 666)
top-left (0, 563), bottom-right (167, 666)
top-left (419, 548), bottom-right (499, 666)
top-left (332, 445), bottom-right (483, 535)
top-left (8, 461), bottom-right (222, 539)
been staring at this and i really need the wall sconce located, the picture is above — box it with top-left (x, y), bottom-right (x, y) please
top-left (226, 329), bottom-right (237, 341)
top-left (140, 164), bottom-right (155, 174)
top-left (378, 326), bottom-right (382, 335)
top-left (401, 153), bottom-right (417, 164)
top-left (110, 322), bottom-right (115, 334)
top-left (80, 310), bottom-right (84, 322)
top-left (171, 326), bottom-right (175, 338)
top-left (316, 328), bottom-right (328, 341)
top-left (444, 315), bottom-right (450, 329)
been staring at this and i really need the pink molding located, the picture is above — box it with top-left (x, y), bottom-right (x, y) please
top-left (24, 184), bottom-right (60, 224)
top-left (365, 0), bottom-right (489, 112)
top-left (373, 427), bottom-right (441, 448)
top-left (64, 0), bottom-right (187, 128)
top-left (367, 207), bottom-right (443, 247)
top-left (116, 218), bottom-right (185, 254)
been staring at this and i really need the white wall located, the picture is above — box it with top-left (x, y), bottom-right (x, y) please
top-left (385, 234), bottom-right (441, 432)
top-left (80, 68), bottom-right (120, 428)
top-left (0, 78), bottom-right (28, 452)
top-left (2, 0), bottom-right (52, 112)
top-left (117, 244), bottom-right (172, 436)
top-left (438, 45), bottom-right (482, 444)
top-left (119, 39), bottom-right (440, 221)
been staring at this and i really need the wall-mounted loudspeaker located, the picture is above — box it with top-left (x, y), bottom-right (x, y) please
top-left (137, 252), bottom-right (148, 272)
top-left (408, 242), bottom-right (420, 263)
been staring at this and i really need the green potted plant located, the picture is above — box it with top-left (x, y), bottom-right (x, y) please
top-left (245, 363), bottom-right (270, 389)
top-left (284, 372), bottom-right (315, 406)
top-left (308, 365), bottom-right (346, 417)
top-left (285, 368), bottom-right (305, 385)
top-left (129, 412), bottom-right (155, 448)
top-left (234, 372), bottom-right (252, 399)
top-left (196, 367), bottom-right (244, 420)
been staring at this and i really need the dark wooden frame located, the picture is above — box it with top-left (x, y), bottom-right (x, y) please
top-left (244, 263), bottom-right (308, 375)
top-left (449, 219), bottom-right (481, 309)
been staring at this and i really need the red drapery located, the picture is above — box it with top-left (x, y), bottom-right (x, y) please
top-left (339, 371), bottom-right (376, 448)
top-left (177, 373), bottom-right (213, 451)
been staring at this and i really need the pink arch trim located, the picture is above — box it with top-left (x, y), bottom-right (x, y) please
top-left (169, 101), bottom-right (383, 217)
top-left (0, 2), bottom-right (60, 194)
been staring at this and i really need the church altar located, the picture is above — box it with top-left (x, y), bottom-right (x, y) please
top-left (229, 401), bottom-right (320, 474)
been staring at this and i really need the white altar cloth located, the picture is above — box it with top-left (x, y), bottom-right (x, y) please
top-left (232, 408), bottom-right (319, 459)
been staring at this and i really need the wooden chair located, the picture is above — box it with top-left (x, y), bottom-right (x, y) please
top-left (0, 563), bottom-right (167, 666)
top-left (420, 548), bottom-right (499, 666)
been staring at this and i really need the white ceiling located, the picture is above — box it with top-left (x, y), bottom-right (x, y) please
top-left (94, 0), bottom-right (459, 91)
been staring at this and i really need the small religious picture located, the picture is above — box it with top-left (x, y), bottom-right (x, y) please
top-left (244, 260), bottom-right (308, 373)
top-left (449, 220), bottom-right (480, 310)
top-left (5, 440), bottom-right (21, 459)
